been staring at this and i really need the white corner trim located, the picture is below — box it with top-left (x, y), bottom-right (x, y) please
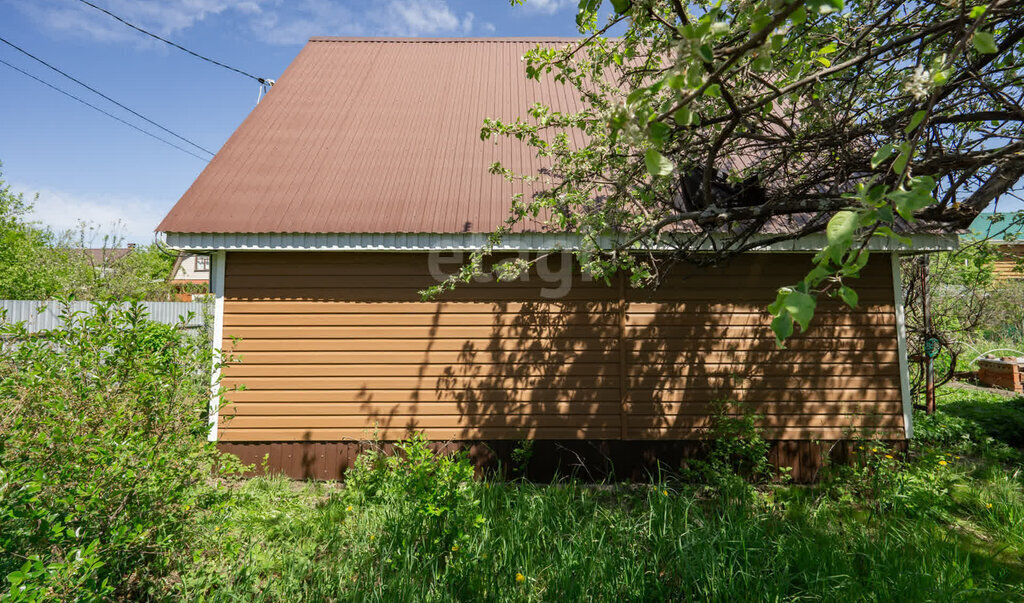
top-left (163, 231), bottom-right (960, 253)
top-left (208, 250), bottom-right (226, 442)
top-left (891, 252), bottom-right (914, 439)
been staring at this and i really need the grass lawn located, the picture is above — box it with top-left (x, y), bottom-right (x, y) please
top-left (174, 386), bottom-right (1024, 601)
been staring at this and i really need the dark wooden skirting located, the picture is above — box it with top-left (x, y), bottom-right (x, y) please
top-left (218, 439), bottom-right (908, 484)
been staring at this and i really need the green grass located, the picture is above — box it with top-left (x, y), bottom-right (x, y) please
top-left (168, 386), bottom-right (1024, 601)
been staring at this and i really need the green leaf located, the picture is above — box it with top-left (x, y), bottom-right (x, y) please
top-left (790, 6), bottom-right (807, 24)
top-left (704, 83), bottom-right (722, 97)
top-left (626, 88), bottom-right (645, 106)
top-left (771, 314), bottom-right (794, 346)
top-left (815, 57), bottom-right (831, 68)
top-left (826, 210), bottom-right (858, 259)
top-left (969, 5), bottom-right (987, 19)
top-left (973, 31), bottom-right (998, 54)
top-left (783, 290), bottom-right (817, 332)
top-left (644, 149), bottom-right (674, 177)
top-left (610, 0), bottom-right (631, 14)
top-left (905, 110), bottom-right (927, 135)
top-left (698, 44), bottom-right (714, 64)
top-left (648, 121), bottom-right (671, 143)
top-left (888, 186), bottom-right (934, 221)
top-left (837, 285), bottom-right (858, 308)
top-left (892, 142), bottom-right (912, 174)
top-left (875, 205), bottom-right (894, 223)
top-left (871, 144), bottom-right (894, 169)
top-left (674, 106), bottom-right (699, 126)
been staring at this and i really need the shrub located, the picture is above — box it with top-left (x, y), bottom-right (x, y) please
top-left (684, 401), bottom-right (774, 496)
top-left (344, 434), bottom-right (484, 558)
top-left (0, 301), bottom-right (236, 600)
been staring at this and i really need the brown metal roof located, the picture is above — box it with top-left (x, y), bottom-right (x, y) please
top-left (157, 37), bottom-right (586, 235)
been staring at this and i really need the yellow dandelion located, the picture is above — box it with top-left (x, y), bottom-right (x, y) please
top-left (987, 503), bottom-right (993, 509)
top-left (871, 447), bottom-right (878, 453)
top-left (663, 490), bottom-right (669, 496)
top-left (885, 454), bottom-right (893, 459)
top-left (858, 446), bottom-right (865, 450)
top-left (346, 505), bottom-right (353, 512)
top-left (938, 460), bottom-right (947, 466)
top-left (451, 544), bottom-right (459, 552)
top-left (370, 535), bottom-right (375, 541)
top-left (516, 573), bottom-right (525, 583)
top-left (955, 456), bottom-right (961, 459)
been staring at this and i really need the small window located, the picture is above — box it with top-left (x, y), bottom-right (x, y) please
top-left (195, 255), bottom-right (211, 272)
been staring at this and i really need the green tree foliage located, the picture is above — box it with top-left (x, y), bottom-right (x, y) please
top-left (0, 302), bottom-right (236, 599)
top-left (0, 172), bottom-right (59, 299)
top-left (435, 0), bottom-right (1024, 344)
top-left (0, 168), bottom-right (176, 301)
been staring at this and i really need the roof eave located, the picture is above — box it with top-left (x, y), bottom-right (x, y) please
top-left (160, 231), bottom-right (959, 253)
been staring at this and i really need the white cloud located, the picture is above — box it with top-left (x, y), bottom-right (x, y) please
top-left (519, 0), bottom-right (574, 15)
top-left (16, 0), bottom-right (270, 47)
top-left (10, 182), bottom-right (167, 245)
top-left (18, 0), bottom-right (480, 48)
top-left (481, 22), bottom-right (496, 33)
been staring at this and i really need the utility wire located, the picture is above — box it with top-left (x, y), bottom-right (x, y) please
top-left (0, 35), bottom-right (215, 156)
top-left (76, 0), bottom-right (269, 85)
top-left (0, 57), bottom-right (209, 162)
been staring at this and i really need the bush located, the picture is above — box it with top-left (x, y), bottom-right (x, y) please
top-left (0, 301), bottom-right (236, 600)
top-left (345, 434), bottom-right (484, 558)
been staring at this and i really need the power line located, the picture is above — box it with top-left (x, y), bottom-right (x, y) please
top-left (76, 0), bottom-right (269, 85)
top-left (0, 57), bottom-right (210, 162)
top-left (0, 35), bottom-right (215, 156)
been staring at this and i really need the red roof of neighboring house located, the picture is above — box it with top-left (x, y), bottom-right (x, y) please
top-left (157, 38), bottom-right (584, 235)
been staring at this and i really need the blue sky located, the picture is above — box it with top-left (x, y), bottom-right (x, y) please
top-left (0, 0), bottom-right (584, 244)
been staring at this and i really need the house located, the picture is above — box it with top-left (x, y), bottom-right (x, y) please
top-left (157, 38), bottom-right (956, 481)
top-left (968, 212), bottom-right (1024, 280)
top-left (168, 252), bottom-right (210, 301)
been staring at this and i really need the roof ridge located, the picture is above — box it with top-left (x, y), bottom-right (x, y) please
top-left (307, 36), bottom-right (580, 43)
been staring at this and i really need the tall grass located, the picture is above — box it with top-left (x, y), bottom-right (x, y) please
top-left (176, 393), bottom-right (1024, 601)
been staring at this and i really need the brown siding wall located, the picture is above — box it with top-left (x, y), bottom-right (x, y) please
top-left (217, 251), bottom-right (906, 445)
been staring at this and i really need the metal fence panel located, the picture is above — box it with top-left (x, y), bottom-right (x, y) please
top-left (0, 300), bottom-right (207, 332)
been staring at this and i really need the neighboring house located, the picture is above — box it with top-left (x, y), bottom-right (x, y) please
top-left (168, 252), bottom-right (211, 301)
top-left (968, 212), bottom-right (1024, 280)
top-left (157, 38), bottom-right (957, 481)
top-left (80, 246), bottom-right (134, 270)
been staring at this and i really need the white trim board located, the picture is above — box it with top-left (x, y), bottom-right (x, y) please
top-left (208, 250), bottom-right (226, 442)
top-left (891, 253), bottom-right (914, 439)
top-left (163, 231), bottom-right (959, 253)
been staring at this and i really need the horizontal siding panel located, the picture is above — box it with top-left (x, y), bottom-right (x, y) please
top-left (223, 362), bottom-right (895, 379)
top-left (224, 363), bottom-right (619, 377)
top-left (224, 312), bottom-right (621, 327)
top-left (625, 389), bottom-right (901, 402)
top-left (217, 426), bottom-right (906, 442)
top-left (224, 300), bottom-right (893, 315)
top-left (223, 325), bottom-right (621, 339)
top-left (226, 350), bottom-right (901, 365)
top-left (627, 401), bottom-right (902, 415)
top-left (226, 288), bottom-right (618, 301)
top-left (222, 401), bottom-right (624, 416)
top-left (218, 427), bottom-right (625, 441)
top-left (220, 400), bottom-right (901, 417)
top-left (222, 414), bottom-right (624, 429)
top-left (223, 388), bottom-right (623, 403)
top-left (627, 413), bottom-right (904, 429)
top-left (217, 252), bottom-right (905, 442)
top-left (225, 300), bottom-right (622, 313)
top-left (222, 376), bottom-right (621, 390)
top-left (225, 338), bottom-right (617, 352)
top-left (628, 427), bottom-right (906, 440)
